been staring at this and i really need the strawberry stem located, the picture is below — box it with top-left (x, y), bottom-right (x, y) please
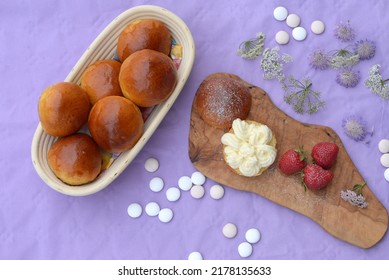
top-left (301, 171), bottom-right (307, 191)
top-left (294, 146), bottom-right (307, 162)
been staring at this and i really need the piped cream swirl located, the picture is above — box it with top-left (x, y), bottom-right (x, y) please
top-left (221, 119), bottom-right (276, 177)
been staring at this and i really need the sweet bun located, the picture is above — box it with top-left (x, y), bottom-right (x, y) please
top-left (117, 19), bottom-right (171, 62)
top-left (88, 96), bottom-right (144, 153)
top-left (119, 49), bottom-right (177, 107)
top-left (80, 59), bottom-right (123, 105)
top-left (38, 82), bottom-right (91, 137)
top-left (48, 133), bottom-right (102, 185)
top-left (195, 76), bottom-right (252, 130)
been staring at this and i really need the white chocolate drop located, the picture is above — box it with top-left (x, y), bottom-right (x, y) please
top-left (378, 139), bottom-right (389, 153)
top-left (238, 242), bottom-right (253, 258)
top-left (286, 14), bottom-right (301, 28)
top-left (273, 6), bottom-right (288, 21)
top-left (245, 228), bottom-right (261, 244)
top-left (380, 154), bottom-right (389, 168)
top-left (275, 30), bottom-right (290, 45)
top-left (127, 203), bottom-right (142, 218)
top-left (311, 20), bottom-right (325, 34)
top-left (292, 26), bottom-right (307, 41)
top-left (223, 223), bottom-right (238, 238)
top-left (144, 157), bottom-right (159, 172)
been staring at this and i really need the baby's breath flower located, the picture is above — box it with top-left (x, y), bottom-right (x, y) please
top-left (329, 48), bottom-right (359, 69)
top-left (342, 115), bottom-right (367, 142)
top-left (365, 64), bottom-right (389, 100)
top-left (340, 183), bottom-right (368, 208)
top-left (336, 68), bottom-right (360, 88)
top-left (237, 32), bottom-right (266, 60)
top-left (354, 39), bottom-right (376, 60)
top-left (260, 46), bottom-right (292, 81)
top-left (308, 49), bottom-right (330, 70)
top-left (282, 76), bottom-right (325, 114)
top-left (334, 21), bottom-right (356, 42)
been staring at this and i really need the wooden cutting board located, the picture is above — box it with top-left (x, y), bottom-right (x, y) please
top-left (189, 72), bottom-right (388, 248)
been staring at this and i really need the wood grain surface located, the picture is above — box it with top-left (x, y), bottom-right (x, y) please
top-left (189, 73), bottom-right (388, 248)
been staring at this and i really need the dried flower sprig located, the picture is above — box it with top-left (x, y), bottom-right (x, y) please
top-left (334, 21), bottom-right (356, 42)
top-left (308, 49), bottom-right (330, 70)
top-left (237, 32), bottom-right (265, 60)
top-left (354, 39), bottom-right (376, 60)
top-left (260, 46), bottom-right (292, 81)
top-left (342, 115), bottom-right (373, 143)
top-left (336, 67), bottom-right (360, 88)
top-left (340, 183), bottom-right (368, 208)
top-left (282, 76), bottom-right (325, 114)
top-left (365, 64), bottom-right (389, 100)
top-left (329, 48), bottom-right (360, 69)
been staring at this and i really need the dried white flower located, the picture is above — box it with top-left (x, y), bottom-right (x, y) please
top-left (260, 46), bottom-right (292, 82)
top-left (329, 49), bottom-right (359, 69)
top-left (282, 76), bottom-right (325, 114)
top-left (340, 190), bottom-right (368, 208)
top-left (365, 64), bottom-right (389, 100)
top-left (237, 32), bottom-right (265, 60)
top-left (340, 183), bottom-right (368, 209)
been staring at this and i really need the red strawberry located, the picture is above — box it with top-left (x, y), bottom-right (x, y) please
top-left (302, 164), bottom-right (334, 190)
top-left (278, 147), bottom-right (307, 175)
top-left (311, 142), bottom-right (339, 169)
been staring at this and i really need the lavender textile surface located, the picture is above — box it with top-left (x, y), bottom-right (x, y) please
top-left (1, 0), bottom-right (389, 259)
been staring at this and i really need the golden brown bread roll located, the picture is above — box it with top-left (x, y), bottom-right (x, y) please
top-left (119, 49), bottom-right (177, 107)
top-left (117, 19), bottom-right (171, 62)
top-left (38, 82), bottom-right (91, 137)
top-left (195, 76), bottom-right (252, 130)
top-left (80, 59), bottom-right (123, 105)
top-left (88, 96), bottom-right (144, 153)
top-left (48, 133), bottom-right (102, 185)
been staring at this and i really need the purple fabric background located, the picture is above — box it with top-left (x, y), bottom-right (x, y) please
top-left (1, 0), bottom-right (389, 259)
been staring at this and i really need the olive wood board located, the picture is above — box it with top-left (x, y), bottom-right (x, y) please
top-left (188, 72), bottom-right (388, 248)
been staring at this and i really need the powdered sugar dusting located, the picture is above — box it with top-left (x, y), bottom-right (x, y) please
top-left (197, 77), bottom-right (251, 128)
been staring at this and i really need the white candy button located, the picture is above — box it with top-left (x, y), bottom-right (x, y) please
top-left (275, 30), bottom-right (290, 45)
top-left (145, 202), bottom-right (160, 217)
top-left (378, 139), bottom-right (389, 153)
top-left (191, 171), bottom-right (206, 185)
top-left (178, 176), bottom-right (192, 191)
top-left (144, 157), bottom-right (159, 172)
top-left (238, 242), bottom-right (253, 258)
top-left (188, 251), bottom-right (203, 260)
top-left (311, 20), bottom-right (325, 34)
top-left (149, 177), bottom-right (164, 192)
top-left (166, 187), bottom-right (181, 202)
top-left (245, 228), bottom-right (261, 244)
top-left (223, 223), bottom-right (238, 238)
top-left (286, 14), bottom-right (301, 28)
top-left (210, 184), bottom-right (225, 200)
top-left (127, 203), bottom-right (142, 218)
top-left (292, 27), bottom-right (307, 41)
top-left (273, 6), bottom-right (288, 21)
top-left (190, 185), bottom-right (205, 199)
top-left (384, 168), bottom-right (389, 182)
top-left (158, 208), bottom-right (173, 223)
top-left (380, 154), bottom-right (389, 168)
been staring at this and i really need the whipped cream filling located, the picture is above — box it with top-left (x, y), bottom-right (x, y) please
top-left (221, 119), bottom-right (276, 177)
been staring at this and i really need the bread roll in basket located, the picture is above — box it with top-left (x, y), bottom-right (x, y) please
top-left (31, 5), bottom-right (195, 196)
